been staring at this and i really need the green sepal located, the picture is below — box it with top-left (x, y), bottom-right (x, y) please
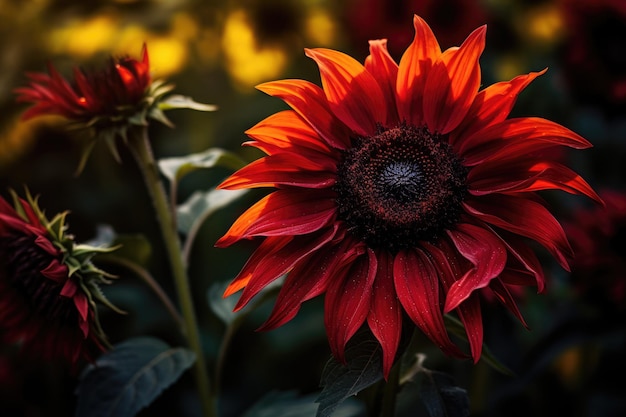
top-left (158, 94), bottom-right (218, 112)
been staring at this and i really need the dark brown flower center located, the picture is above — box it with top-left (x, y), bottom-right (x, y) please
top-left (0, 234), bottom-right (76, 322)
top-left (334, 124), bottom-right (467, 252)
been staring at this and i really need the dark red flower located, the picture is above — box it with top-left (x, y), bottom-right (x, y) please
top-left (13, 44), bottom-right (178, 170)
top-left (564, 190), bottom-right (626, 311)
top-left (216, 15), bottom-right (600, 377)
top-left (558, 0), bottom-right (626, 118)
top-left (0, 190), bottom-right (117, 365)
top-left (342, 0), bottom-right (489, 57)
top-left (15, 44), bottom-right (151, 123)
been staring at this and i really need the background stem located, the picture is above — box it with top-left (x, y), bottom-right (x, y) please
top-left (128, 126), bottom-right (216, 417)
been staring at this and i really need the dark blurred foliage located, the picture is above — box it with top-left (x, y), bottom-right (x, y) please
top-left (0, 0), bottom-right (625, 416)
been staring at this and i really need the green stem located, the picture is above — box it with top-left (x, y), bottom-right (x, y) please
top-left (98, 254), bottom-right (185, 329)
top-left (128, 126), bottom-right (216, 417)
top-left (379, 361), bottom-right (401, 417)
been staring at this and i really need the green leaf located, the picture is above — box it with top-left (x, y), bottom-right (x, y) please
top-left (75, 337), bottom-right (195, 417)
top-left (158, 94), bottom-right (218, 112)
top-left (443, 315), bottom-right (515, 376)
top-left (419, 370), bottom-right (469, 417)
top-left (242, 391), bottom-right (364, 417)
top-left (157, 147), bottom-right (246, 183)
top-left (242, 391), bottom-right (319, 417)
top-left (177, 188), bottom-right (248, 235)
top-left (316, 335), bottom-right (384, 417)
top-left (208, 276), bottom-right (284, 326)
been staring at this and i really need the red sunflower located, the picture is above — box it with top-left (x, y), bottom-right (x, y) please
top-left (15, 44), bottom-right (152, 123)
top-left (565, 190), bottom-right (626, 311)
top-left (13, 44), bottom-right (176, 168)
top-left (216, 15), bottom-right (601, 377)
top-left (0, 190), bottom-right (118, 365)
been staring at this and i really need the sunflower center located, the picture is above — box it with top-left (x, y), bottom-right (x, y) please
top-left (0, 234), bottom-right (76, 322)
top-left (334, 124), bottom-right (468, 252)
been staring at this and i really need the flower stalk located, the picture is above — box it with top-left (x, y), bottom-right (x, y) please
top-left (127, 125), bottom-right (215, 417)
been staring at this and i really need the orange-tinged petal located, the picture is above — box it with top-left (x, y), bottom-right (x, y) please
top-left (215, 189), bottom-right (336, 246)
top-left (257, 79), bottom-right (351, 150)
top-left (365, 39), bottom-right (400, 127)
top-left (305, 48), bottom-right (387, 136)
top-left (452, 69), bottom-right (546, 144)
top-left (223, 236), bottom-right (292, 297)
top-left (218, 154), bottom-right (336, 190)
top-left (245, 110), bottom-right (333, 155)
top-left (460, 117), bottom-right (592, 166)
top-left (423, 25), bottom-right (486, 134)
top-left (235, 226), bottom-right (339, 310)
top-left (396, 14), bottom-right (441, 125)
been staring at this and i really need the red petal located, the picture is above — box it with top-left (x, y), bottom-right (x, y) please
top-left (423, 241), bottom-right (483, 361)
top-left (223, 236), bottom-right (292, 297)
top-left (460, 117), bottom-right (592, 166)
top-left (73, 291), bottom-right (90, 337)
top-left (73, 68), bottom-right (96, 107)
top-left (444, 223), bottom-right (507, 312)
top-left (463, 194), bottom-right (573, 270)
top-left (245, 110), bottom-right (333, 155)
top-left (367, 251), bottom-right (402, 378)
top-left (488, 279), bottom-right (528, 328)
top-left (365, 39), bottom-right (400, 127)
top-left (34, 235), bottom-right (58, 255)
top-left (256, 80), bottom-right (351, 150)
top-left (468, 159), bottom-right (602, 203)
top-left (325, 249), bottom-right (377, 363)
top-left (451, 69), bottom-right (546, 144)
top-left (41, 260), bottom-right (68, 282)
top-left (393, 248), bottom-right (464, 357)
top-left (60, 278), bottom-right (78, 298)
top-left (217, 154), bottom-right (336, 190)
top-left (233, 224), bottom-right (340, 310)
top-left (484, 226), bottom-right (546, 292)
top-left (396, 14), bottom-right (441, 125)
top-left (215, 189), bottom-right (336, 246)
top-left (424, 25), bottom-right (486, 134)
top-left (305, 48), bottom-right (387, 136)
top-left (259, 236), bottom-right (363, 330)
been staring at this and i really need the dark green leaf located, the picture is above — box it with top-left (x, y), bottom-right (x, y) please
top-left (75, 337), bottom-right (196, 417)
top-left (242, 391), bottom-right (364, 417)
top-left (177, 188), bottom-right (248, 235)
top-left (208, 277), bottom-right (284, 326)
top-left (420, 370), bottom-right (469, 417)
top-left (316, 336), bottom-right (383, 417)
top-left (158, 148), bottom-right (245, 183)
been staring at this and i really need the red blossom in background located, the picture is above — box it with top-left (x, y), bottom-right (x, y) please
top-left (558, 0), bottom-right (626, 118)
top-left (342, 0), bottom-right (489, 56)
top-left (0, 191), bottom-right (117, 365)
top-left (565, 190), bottom-right (626, 311)
top-left (216, 15), bottom-right (600, 377)
top-left (15, 44), bottom-right (151, 123)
